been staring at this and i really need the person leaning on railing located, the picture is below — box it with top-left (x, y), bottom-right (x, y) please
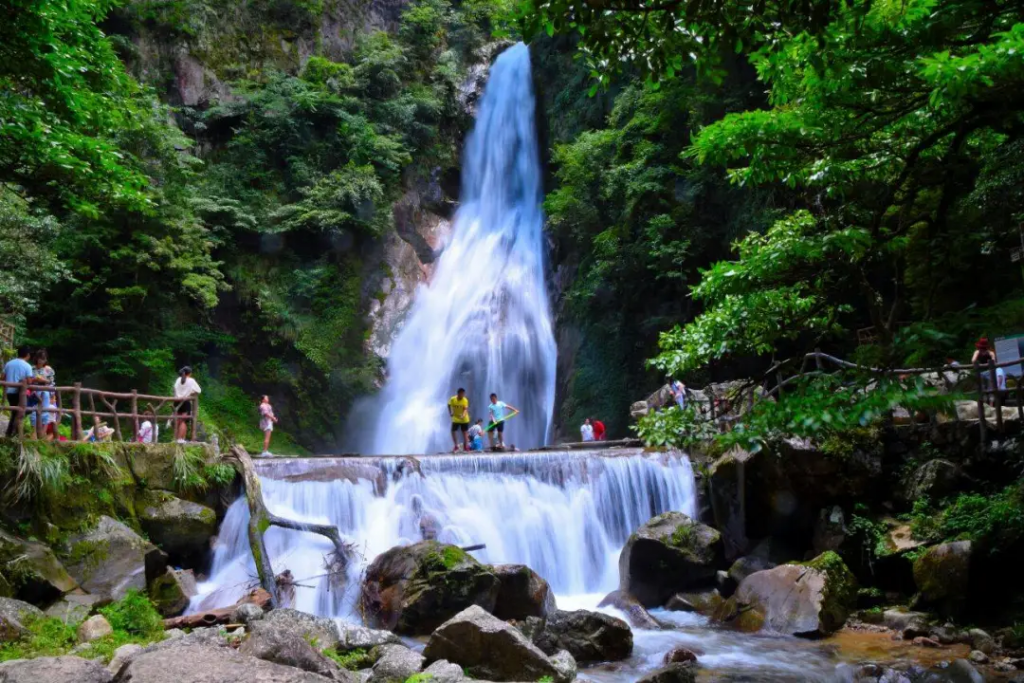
top-left (173, 366), bottom-right (201, 443)
top-left (3, 346), bottom-right (33, 438)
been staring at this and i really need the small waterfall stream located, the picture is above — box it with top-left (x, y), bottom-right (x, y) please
top-left (192, 450), bottom-right (697, 619)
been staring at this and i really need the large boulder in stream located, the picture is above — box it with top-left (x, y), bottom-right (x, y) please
top-left (719, 551), bottom-right (857, 637)
top-left (619, 512), bottom-right (723, 607)
top-left (117, 643), bottom-right (337, 682)
top-left (424, 605), bottom-right (575, 683)
top-left (491, 564), bottom-right (557, 620)
top-left (532, 609), bottom-right (633, 663)
top-left (62, 516), bottom-right (162, 603)
top-left (360, 541), bottom-right (500, 635)
top-left (599, 590), bottom-right (663, 629)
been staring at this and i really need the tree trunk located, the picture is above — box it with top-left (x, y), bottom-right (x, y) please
top-left (224, 445), bottom-right (352, 608)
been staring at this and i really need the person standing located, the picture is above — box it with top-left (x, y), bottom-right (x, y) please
top-left (670, 379), bottom-right (687, 410)
top-left (173, 366), bottom-right (202, 443)
top-left (972, 338), bottom-right (997, 403)
top-left (3, 346), bottom-right (33, 437)
top-left (580, 417), bottom-right (594, 442)
top-left (448, 387), bottom-right (470, 452)
top-left (592, 418), bottom-right (606, 441)
top-left (259, 395), bottom-right (278, 456)
top-left (487, 393), bottom-right (519, 450)
top-left (30, 349), bottom-right (57, 440)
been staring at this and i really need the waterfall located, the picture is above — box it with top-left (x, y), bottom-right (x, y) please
top-left (363, 42), bottom-right (556, 455)
top-left (190, 451), bottom-right (697, 619)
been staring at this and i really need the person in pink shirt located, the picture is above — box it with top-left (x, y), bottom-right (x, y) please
top-left (259, 395), bottom-right (278, 456)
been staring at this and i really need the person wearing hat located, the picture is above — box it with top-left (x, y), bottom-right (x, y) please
top-left (173, 366), bottom-right (202, 443)
top-left (972, 338), bottom-right (998, 403)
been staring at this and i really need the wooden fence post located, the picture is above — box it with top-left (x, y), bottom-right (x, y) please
top-left (990, 362), bottom-right (1003, 433)
top-left (975, 360), bottom-right (986, 450)
top-left (191, 397), bottom-right (199, 442)
top-left (17, 380), bottom-right (27, 438)
top-left (131, 390), bottom-right (139, 443)
top-left (72, 383), bottom-right (82, 440)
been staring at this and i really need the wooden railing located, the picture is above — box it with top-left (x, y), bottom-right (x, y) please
top-left (1, 380), bottom-right (198, 442)
top-left (698, 352), bottom-right (1023, 444)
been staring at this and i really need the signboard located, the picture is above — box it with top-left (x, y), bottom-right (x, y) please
top-left (995, 335), bottom-right (1024, 377)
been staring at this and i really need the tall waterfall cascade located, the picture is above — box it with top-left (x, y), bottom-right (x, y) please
top-left (365, 42), bottom-right (557, 455)
top-left (191, 451), bottom-right (697, 619)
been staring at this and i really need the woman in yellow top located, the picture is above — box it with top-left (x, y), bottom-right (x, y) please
top-left (448, 387), bottom-right (470, 452)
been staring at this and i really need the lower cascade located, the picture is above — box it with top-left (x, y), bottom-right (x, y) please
top-left (193, 450), bottom-right (696, 619)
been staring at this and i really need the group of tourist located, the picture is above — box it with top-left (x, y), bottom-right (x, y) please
top-left (2, 346), bottom-right (57, 439)
top-left (447, 388), bottom-right (520, 453)
top-left (579, 417), bottom-right (607, 442)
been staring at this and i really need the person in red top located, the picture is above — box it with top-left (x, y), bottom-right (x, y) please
top-left (592, 418), bottom-right (606, 441)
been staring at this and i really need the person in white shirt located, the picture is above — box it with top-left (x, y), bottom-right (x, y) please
top-left (580, 418), bottom-right (595, 442)
top-left (173, 366), bottom-right (202, 443)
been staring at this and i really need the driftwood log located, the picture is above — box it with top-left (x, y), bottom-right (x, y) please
top-left (163, 588), bottom-right (272, 629)
top-left (224, 445), bottom-right (352, 608)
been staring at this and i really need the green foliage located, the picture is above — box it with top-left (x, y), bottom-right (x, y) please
top-left (909, 484), bottom-right (1024, 552)
top-left (99, 588), bottom-right (164, 638)
top-left (0, 189), bottom-right (68, 322)
top-left (0, 590), bottom-right (164, 663)
top-left (632, 406), bottom-right (716, 449)
top-left (324, 647), bottom-right (375, 671)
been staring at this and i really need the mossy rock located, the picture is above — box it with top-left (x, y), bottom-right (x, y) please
top-left (721, 551), bottom-right (857, 637)
top-left (61, 516), bottom-right (158, 603)
top-left (0, 528), bottom-right (78, 604)
top-left (136, 489), bottom-right (217, 561)
top-left (618, 511), bottom-right (724, 607)
top-left (149, 568), bottom-right (196, 617)
top-left (913, 540), bottom-right (971, 616)
top-left (360, 541), bottom-right (500, 635)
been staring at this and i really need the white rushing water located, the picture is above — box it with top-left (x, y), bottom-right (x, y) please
top-left (361, 42), bottom-right (557, 455)
top-left (191, 451), bottom-right (696, 620)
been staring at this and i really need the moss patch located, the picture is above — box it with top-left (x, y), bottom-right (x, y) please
top-left (324, 646), bottom-right (375, 670)
top-left (795, 551), bottom-right (858, 632)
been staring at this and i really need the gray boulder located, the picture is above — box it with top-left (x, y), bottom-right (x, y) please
top-left (116, 643), bottom-right (334, 682)
top-left (618, 511), bottom-right (723, 607)
top-left (423, 605), bottom-right (574, 683)
top-left (149, 568), bottom-right (197, 617)
top-left (722, 552), bottom-right (857, 637)
top-left (360, 541), bottom-right (500, 635)
top-left (598, 589), bottom-right (662, 629)
top-left (665, 589), bottom-right (723, 617)
top-left (44, 591), bottom-right (103, 624)
top-left (947, 659), bottom-right (985, 683)
top-left (336, 622), bottom-right (400, 650)
top-left (136, 490), bottom-right (217, 560)
top-left (636, 662), bottom-right (697, 683)
top-left (882, 609), bottom-right (930, 638)
top-left (726, 556), bottom-right (775, 586)
top-left (248, 609), bottom-right (341, 651)
top-left (532, 609), bottom-right (633, 663)
top-left (0, 529), bottom-right (78, 604)
top-left (904, 460), bottom-right (960, 501)
top-left (0, 597), bottom-right (44, 643)
top-left (62, 516), bottom-right (158, 602)
top-left (0, 656), bottom-right (113, 683)
top-left (107, 643), bottom-right (143, 675)
top-left (421, 660), bottom-right (466, 682)
top-left (77, 614), bottom-right (113, 642)
top-left (232, 602), bottom-right (264, 625)
top-left (367, 643), bottom-right (425, 683)
top-left (238, 623), bottom-right (353, 681)
top-left (491, 564), bottom-right (557, 620)
top-left (913, 541), bottom-right (971, 616)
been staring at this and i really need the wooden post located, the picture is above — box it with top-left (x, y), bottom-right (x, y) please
top-left (131, 390), bottom-right (139, 443)
top-left (990, 362), bottom-right (1003, 433)
top-left (34, 387), bottom-right (43, 439)
top-left (191, 397), bottom-right (198, 442)
top-left (975, 360), bottom-right (986, 450)
top-left (72, 383), bottom-right (82, 441)
top-left (1017, 380), bottom-right (1023, 423)
top-left (17, 380), bottom-right (27, 438)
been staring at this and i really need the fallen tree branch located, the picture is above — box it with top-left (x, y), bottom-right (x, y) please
top-left (163, 588), bottom-right (272, 629)
top-left (224, 445), bottom-right (353, 608)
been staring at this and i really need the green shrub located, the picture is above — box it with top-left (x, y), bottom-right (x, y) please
top-left (100, 589), bottom-right (164, 638)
